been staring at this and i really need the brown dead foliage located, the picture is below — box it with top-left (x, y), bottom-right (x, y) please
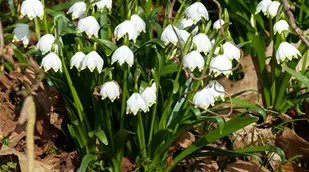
top-left (225, 160), bottom-right (270, 172)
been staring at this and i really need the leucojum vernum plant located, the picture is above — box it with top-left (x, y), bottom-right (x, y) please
top-left (10, 0), bottom-right (309, 171)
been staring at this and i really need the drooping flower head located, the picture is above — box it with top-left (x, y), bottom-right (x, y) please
top-left (255, 0), bottom-right (272, 15)
top-left (161, 24), bottom-right (181, 45)
top-left (267, 1), bottom-right (280, 18)
top-left (13, 24), bottom-right (31, 48)
top-left (67, 2), bottom-right (86, 20)
top-left (81, 51), bottom-right (104, 73)
top-left (130, 14), bottom-right (146, 34)
top-left (37, 34), bottom-right (57, 55)
top-left (206, 80), bottom-right (225, 101)
top-left (274, 20), bottom-right (289, 35)
top-left (210, 55), bottom-right (232, 77)
top-left (141, 83), bottom-right (157, 107)
top-left (40, 52), bottom-right (62, 72)
top-left (70, 52), bottom-right (85, 70)
top-left (213, 19), bottom-right (225, 30)
top-left (100, 81), bottom-right (121, 102)
top-left (192, 33), bottom-right (212, 54)
top-left (77, 16), bottom-right (100, 38)
top-left (20, 0), bottom-right (44, 20)
top-left (111, 45), bottom-right (134, 67)
top-left (126, 93), bottom-right (149, 115)
top-left (114, 20), bottom-right (138, 42)
top-left (221, 42), bottom-right (241, 62)
top-left (178, 18), bottom-right (198, 34)
top-left (185, 2), bottom-right (209, 23)
top-left (276, 42), bottom-right (301, 64)
top-left (193, 88), bottom-right (215, 110)
top-left (183, 51), bottom-right (205, 72)
top-left (93, 0), bottom-right (112, 12)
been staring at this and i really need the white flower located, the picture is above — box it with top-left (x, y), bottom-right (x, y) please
top-left (267, 1), bottom-right (280, 18)
top-left (40, 52), bottom-right (62, 72)
top-left (276, 42), bottom-right (301, 64)
top-left (180, 30), bottom-right (190, 43)
top-left (193, 88), bottom-right (215, 110)
top-left (274, 20), bottom-right (289, 35)
top-left (130, 14), bottom-right (146, 34)
top-left (213, 19), bottom-right (225, 30)
top-left (206, 80), bottom-right (225, 101)
top-left (222, 42), bottom-right (241, 61)
top-left (141, 83), bottom-right (157, 107)
top-left (81, 51), bottom-right (104, 73)
top-left (161, 24), bottom-right (181, 45)
top-left (37, 34), bottom-right (57, 55)
top-left (93, 0), bottom-right (112, 12)
top-left (70, 52), bottom-right (85, 70)
top-left (126, 93), bottom-right (149, 115)
top-left (13, 24), bottom-right (31, 48)
top-left (20, 0), bottom-right (44, 20)
top-left (183, 51), bottom-right (205, 72)
top-left (185, 2), bottom-right (209, 23)
top-left (178, 18), bottom-right (198, 34)
top-left (100, 81), bottom-right (121, 102)
top-left (210, 55), bottom-right (232, 77)
top-left (111, 45), bottom-right (134, 67)
top-left (77, 16), bottom-right (100, 38)
top-left (67, 2), bottom-right (86, 20)
top-left (114, 20), bottom-right (138, 42)
top-left (255, 0), bottom-right (272, 15)
top-left (193, 33), bottom-right (212, 54)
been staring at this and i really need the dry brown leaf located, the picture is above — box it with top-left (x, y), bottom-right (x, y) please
top-left (121, 157), bottom-right (135, 172)
top-left (0, 102), bottom-right (17, 137)
top-left (218, 55), bottom-right (263, 107)
top-left (225, 160), bottom-right (270, 172)
top-left (276, 127), bottom-right (309, 164)
top-left (0, 145), bottom-right (60, 172)
top-left (280, 161), bottom-right (307, 172)
top-left (176, 131), bottom-right (195, 148)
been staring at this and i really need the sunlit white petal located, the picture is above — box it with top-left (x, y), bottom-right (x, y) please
top-left (81, 51), bottom-right (104, 73)
top-left (276, 42), bottom-right (301, 64)
top-left (267, 1), bottom-right (280, 18)
top-left (111, 45), bottom-right (134, 67)
top-left (68, 2), bottom-right (86, 20)
top-left (141, 84), bottom-right (157, 107)
top-left (213, 19), bottom-right (225, 30)
top-left (255, 0), bottom-right (272, 15)
top-left (130, 14), bottom-right (146, 34)
top-left (206, 80), bottom-right (225, 101)
top-left (274, 20), bottom-right (289, 35)
top-left (77, 16), bottom-right (100, 38)
top-left (210, 55), bottom-right (232, 77)
top-left (193, 33), bottom-right (212, 54)
top-left (70, 52), bottom-right (85, 70)
top-left (100, 81), bottom-right (121, 102)
top-left (37, 34), bottom-right (57, 55)
top-left (13, 24), bottom-right (31, 48)
top-left (185, 2), bottom-right (209, 23)
top-left (126, 93), bottom-right (149, 115)
top-left (40, 52), bottom-right (62, 72)
top-left (114, 20), bottom-right (138, 42)
top-left (161, 24), bottom-right (180, 45)
top-left (193, 88), bottom-right (215, 110)
top-left (183, 51), bottom-right (205, 72)
top-left (20, 0), bottom-right (44, 20)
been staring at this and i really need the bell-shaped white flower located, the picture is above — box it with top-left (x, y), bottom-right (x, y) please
top-left (13, 24), bottom-right (31, 48)
top-left (77, 16), bottom-right (100, 38)
top-left (206, 80), bottom-right (225, 101)
top-left (274, 20), bottom-right (289, 35)
top-left (126, 93), bottom-right (149, 115)
top-left (213, 19), bottom-right (225, 30)
top-left (255, 0), bottom-right (272, 15)
top-left (193, 88), bottom-right (215, 110)
top-left (40, 52), bottom-right (62, 72)
top-left (267, 1), bottom-right (280, 18)
top-left (141, 83), bottom-right (157, 107)
top-left (111, 45), bottom-right (134, 67)
top-left (178, 18), bottom-right (198, 34)
top-left (67, 2), bottom-right (86, 20)
top-left (81, 51), bottom-right (104, 73)
top-left (37, 34), bottom-right (57, 55)
top-left (276, 42), bottom-right (301, 64)
top-left (93, 0), bottom-right (112, 12)
top-left (70, 52), bottom-right (85, 70)
top-left (161, 24), bottom-right (181, 45)
top-left (100, 81), bottom-right (121, 102)
top-left (210, 55), bottom-right (232, 77)
top-left (20, 0), bottom-right (44, 20)
top-left (222, 42), bottom-right (241, 62)
top-left (130, 14), bottom-right (146, 34)
top-left (183, 51), bottom-right (205, 72)
top-left (114, 20), bottom-right (138, 42)
top-left (180, 30), bottom-right (190, 43)
top-left (193, 33), bottom-right (212, 54)
top-left (185, 2), bottom-right (209, 23)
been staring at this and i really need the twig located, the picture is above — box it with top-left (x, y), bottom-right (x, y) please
top-left (282, 0), bottom-right (309, 49)
top-left (211, 0), bottom-right (225, 36)
top-left (168, 0), bottom-right (177, 20)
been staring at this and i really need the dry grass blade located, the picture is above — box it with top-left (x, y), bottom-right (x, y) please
top-left (19, 96), bottom-right (36, 172)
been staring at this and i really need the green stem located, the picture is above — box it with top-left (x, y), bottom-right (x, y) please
top-left (99, 9), bottom-right (108, 39)
top-left (147, 86), bottom-right (158, 155)
top-left (34, 17), bottom-right (41, 39)
top-left (145, 0), bottom-right (152, 17)
top-left (58, 45), bottom-right (90, 132)
top-left (137, 113), bottom-right (148, 166)
top-left (41, 0), bottom-right (48, 33)
top-left (104, 102), bottom-right (115, 151)
top-left (173, 0), bottom-right (187, 24)
top-left (120, 70), bottom-right (128, 129)
top-left (299, 0), bottom-right (304, 22)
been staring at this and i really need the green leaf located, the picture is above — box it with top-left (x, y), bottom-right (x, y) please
top-left (134, 38), bottom-right (165, 51)
top-left (227, 98), bottom-right (255, 107)
top-left (10, 44), bottom-right (28, 67)
top-left (95, 130), bottom-right (108, 145)
top-left (77, 154), bottom-right (97, 172)
top-left (150, 129), bottom-right (173, 155)
top-left (114, 129), bottom-right (134, 151)
top-left (282, 65), bottom-right (309, 88)
top-left (93, 37), bottom-right (118, 56)
top-left (160, 63), bottom-right (179, 76)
